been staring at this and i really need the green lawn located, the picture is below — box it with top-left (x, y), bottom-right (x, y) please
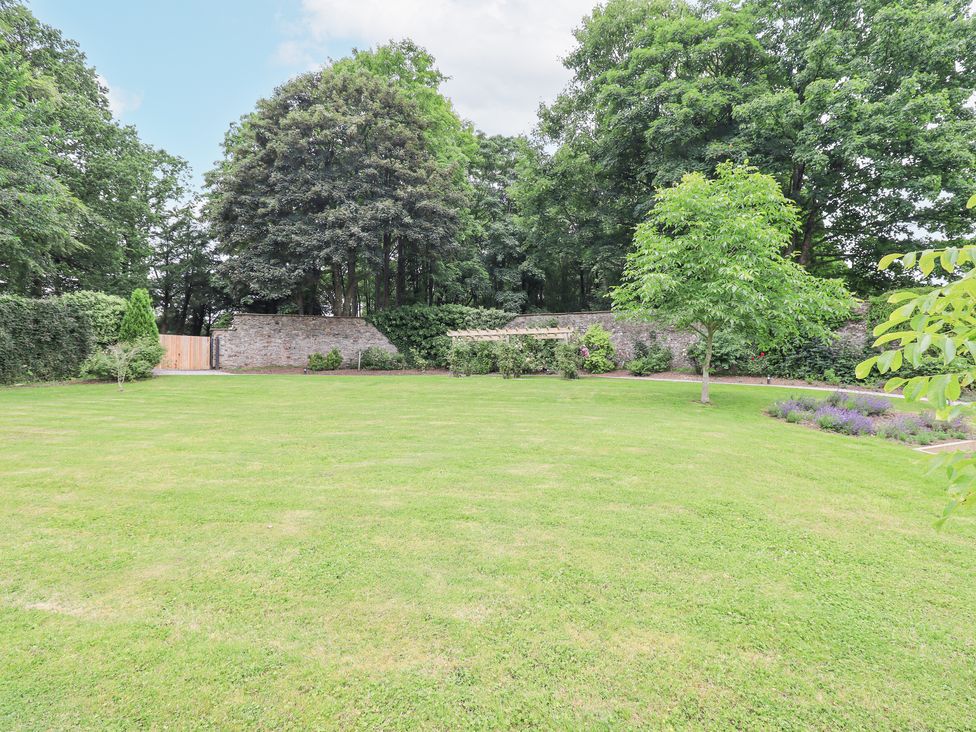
top-left (2, 375), bottom-right (974, 729)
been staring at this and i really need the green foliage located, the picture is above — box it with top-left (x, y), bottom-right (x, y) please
top-left (208, 65), bottom-right (463, 315)
top-left (447, 341), bottom-right (496, 376)
top-left (369, 305), bottom-right (512, 367)
top-left (58, 290), bottom-right (126, 348)
top-left (0, 294), bottom-right (92, 383)
top-left (518, 336), bottom-right (558, 374)
top-left (581, 325), bottom-right (616, 373)
top-left (323, 348), bottom-right (342, 370)
top-left (858, 240), bottom-right (976, 524)
top-left (359, 347), bottom-right (406, 371)
top-left (613, 162), bottom-right (852, 402)
top-left (496, 341), bottom-right (526, 379)
top-left (0, 2), bottom-right (189, 296)
top-left (80, 340), bottom-right (164, 387)
top-left (118, 289), bottom-right (159, 343)
top-left (555, 342), bottom-right (582, 379)
top-left (307, 349), bottom-right (342, 371)
top-left (307, 353), bottom-right (327, 372)
top-left (759, 338), bottom-right (869, 383)
top-left (866, 288), bottom-right (933, 331)
top-left (626, 337), bottom-right (672, 375)
top-left (687, 333), bottom-right (756, 376)
top-left (543, 0), bottom-right (976, 295)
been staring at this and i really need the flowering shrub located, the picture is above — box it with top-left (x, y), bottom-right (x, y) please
top-left (767, 396), bottom-right (819, 420)
top-left (814, 406), bottom-right (875, 435)
top-left (825, 391), bottom-right (891, 416)
top-left (769, 392), bottom-right (971, 444)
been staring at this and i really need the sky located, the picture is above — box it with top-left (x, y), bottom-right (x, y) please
top-left (29, 0), bottom-right (596, 188)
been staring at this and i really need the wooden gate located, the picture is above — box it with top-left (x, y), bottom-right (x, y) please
top-left (158, 334), bottom-right (211, 370)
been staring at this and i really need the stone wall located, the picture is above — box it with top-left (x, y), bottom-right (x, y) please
top-left (213, 314), bottom-right (396, 369)
top-left (506, 311), bottom-right (697, 369)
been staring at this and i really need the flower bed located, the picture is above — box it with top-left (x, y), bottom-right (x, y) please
top-left (767, 391), bottom-right (971, 445)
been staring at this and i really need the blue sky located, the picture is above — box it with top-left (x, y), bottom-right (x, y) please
top-left (29, 0), bottom-right (595, 189)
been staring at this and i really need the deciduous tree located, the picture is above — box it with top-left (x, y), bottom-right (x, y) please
top-left (612, 162), bottom-right (851, 403)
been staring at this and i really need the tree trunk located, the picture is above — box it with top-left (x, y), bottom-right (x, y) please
top-left (344, 250), bottom-right (357, 316)
top-left (381, 233), bottom-right (391, 310)
top-left (797, 207), bottom-right (818, 267)
top-left (330, 262), bottom-right (345, 316)
top-left (701, 329), bottom-right (714, 405)
top-left (396, 238), bottom-right (406, 306)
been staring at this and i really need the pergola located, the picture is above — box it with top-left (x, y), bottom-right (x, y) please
top-left (446, 327), bottom-right (575, 343)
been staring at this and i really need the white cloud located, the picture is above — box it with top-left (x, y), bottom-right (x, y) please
top-left (97, 74), bottom-right (143, 117)
top-left (277, 0), bottom-right (595, 135)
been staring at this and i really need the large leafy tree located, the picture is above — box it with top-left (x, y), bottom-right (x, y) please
top-left (0, 42), bottom-right (81, 292)
top-left (207, 66), bottom-right (462, 315)
top-left (543, 0), bottom-right (976, 296)
top-left (0, 0), bottom-right (188, 296)
top-left (612, 163), bottom-right (852, 403)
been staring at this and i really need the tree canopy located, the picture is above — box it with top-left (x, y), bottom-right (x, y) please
top-left (540, 0), bottom-right (976, 297)
top-left (613, 162), bottom-right (852, 402)
top-left (0, 0), bottom-right (189, 298)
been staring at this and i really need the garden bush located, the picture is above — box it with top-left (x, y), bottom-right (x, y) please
top-left (448, 341), bottom-right (496, 376)
top-left (58, 290), bottom-right (127, 348)
top-left (369, 305), bottom-right (512, 367)
top-left (308, 348), bottom-right (342, 371)
top-left (758, 337), bottom-right (869, 383)
top-left (0, 295), bottom-right (93, 384)
top-left (359, 346), bottom-right (406, 370)
top-left (626, 336), bottom-right (672, 375)
top-left (496, 341), bottom-right (527, 379)
top-left (519, 336), bottom-right (558, 373)
top-left (119, 288), bottom-right (159, 342)
top-left (581, 325), bottom-right (616, 373)
top-left (814, 406), bottom-right (875, 436)
top-left (555, 342), bottom-right (583, 379)
top-left (80, 340), bottom-right (165, 384)
top-left (688, 332), bottom-right (756, 375)
top-left (767, 392), bottom-right (971, 445)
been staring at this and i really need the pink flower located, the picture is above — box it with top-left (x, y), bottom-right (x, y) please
top-left (580, 346), bottom-right (590, 358)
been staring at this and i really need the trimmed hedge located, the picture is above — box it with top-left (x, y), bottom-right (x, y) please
top-left (0, 295), bottom-right (93, 384)
top-left (369, 305), bottom-right (512, 367)
top-left (58, 290), bottom-right (127, 348)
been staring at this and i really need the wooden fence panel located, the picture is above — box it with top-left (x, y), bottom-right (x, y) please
top-left (159, 334), bottom-right (211, 370)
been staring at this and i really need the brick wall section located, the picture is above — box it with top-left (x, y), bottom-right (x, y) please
top-left (212, 314), bottom-right (396, 369)
top-left (506, 311), bottom-right (698, 369)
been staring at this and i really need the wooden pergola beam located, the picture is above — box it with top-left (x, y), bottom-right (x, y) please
top-left (446, 327), bottom-right (575, 343)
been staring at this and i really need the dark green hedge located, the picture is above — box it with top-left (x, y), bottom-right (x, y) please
top-left (58, 290), bottom-right (127, 348)
top-left (0, 295), bottom-right (93, 384)
top-left (368, 305), bottom-right (513, 366)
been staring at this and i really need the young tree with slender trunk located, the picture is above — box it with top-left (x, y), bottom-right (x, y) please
top-left (612, 162), bottom-right (852, 404)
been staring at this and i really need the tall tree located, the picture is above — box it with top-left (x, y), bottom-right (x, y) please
top-left (207, 66), bottom-right (462, 315)
top-left (612, 163), bottom-right (852, 403)
top-left (542, 0), bottom-right (976, 296)
top-left (0, 0), bottom-right (189, 296)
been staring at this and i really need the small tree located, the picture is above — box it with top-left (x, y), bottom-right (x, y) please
top-left (119, 288), bottom-right (159, 343)
top-left (612, 163), bottom-right (851, 404)
top-left (858, 193), bottom-right (976, 525)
